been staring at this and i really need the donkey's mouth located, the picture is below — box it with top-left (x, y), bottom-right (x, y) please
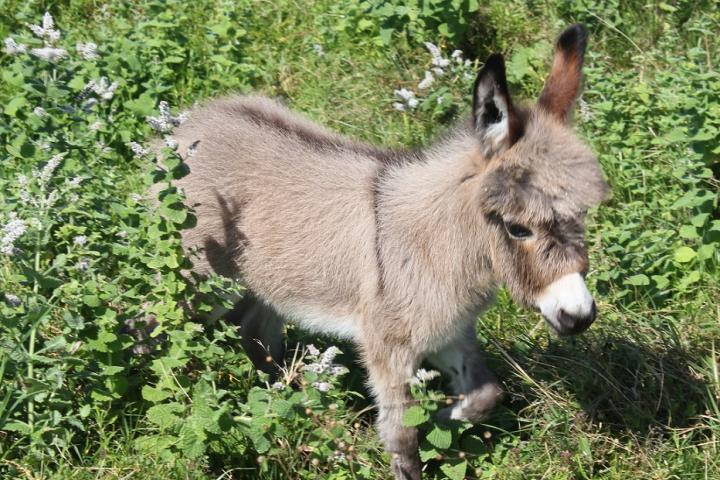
top-left (535, 273), bottom-right (597, 336)
top-left (545, 301), bottom-right (597, 336)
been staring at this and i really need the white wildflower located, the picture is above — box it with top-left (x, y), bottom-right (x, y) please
top-left (392, 102), bottom-right (406, 111)
top-left (329, 365), bottom-right (347, 377)
top-left (418, 70), bottom-right (434, 90)
top-left (33, 107), bottom-right (47, 117)
top-left (393, 88), bottom-right (419, 111)
top-left (116, 230), bottom-right (128, 239)
top-left (312, 381), bottom-right (332, 393)
top-left (46, 190), bottom-right (59, 208)
top-left (451, 49), bottom-right (463, 61)
top-left (91, 77), bottom-right (118, 100)
top-left (579, 98), bottom-right (592, 122)
top-left (128, 141), bottom-right (148, 157)
top-left (306, 344), bottom-right (321, 356)
top-left (424, 42), bottom-right (450, 68)
top-left (73, 235), bottom-right (87, 246)
top-left (36, 152), bottom-right (66, 186)
top-left (4, 293), bottom-right (21, 308)
top-left (464, 59), bottom-right (472, 68)
top-left (89, 121), bottom-right (103, 131)
top-left (304, 362), bottom-right (325, 373)
top-left (1, 213), bottom-right (27, 255)
top-left (432, 67), bottom-right (445, 76)
top-left (76, 257), bottom-right (90, 271)
top-left (30, 46), bottom-right (68, 62)
top-left (76, 42), bottom-right (99, 60)
top-left (16, 174), bottom-right (31, 203)
top-left (332, 451), bottom-right (346, 463)
top-left (130, 193), bottom-right (143, 203)
top-left (29, 12), bottom-right (61, 43)
top-left (271, 381), bottom-right (285, 391)
top-left (394, 88), bottom-right (415, 101)
top-left (4, 37), bottom-right (27, 55)
top-left (437, 96), bottom-right (444, 105)
top-left (312, 43), bottom-right (325, 56)
top-left (68, 176), bottom-right (83, 187)
top-left (410, 368), bottom-right (441, 385)
top-left (321, 346), bottom-right (341, 365)
top-left (147, 101), bottom-right (185, 133)
top-left (163, 135), bottom-right (178, 150)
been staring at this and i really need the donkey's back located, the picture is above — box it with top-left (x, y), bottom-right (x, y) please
top-left (171, 95), bottom-right (386, 336)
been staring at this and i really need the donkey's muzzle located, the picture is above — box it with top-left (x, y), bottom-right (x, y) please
top-left (555, 300), bottom-right (596, 336)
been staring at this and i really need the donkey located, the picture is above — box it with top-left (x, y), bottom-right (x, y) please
top-left (167, 23), bottom-right (608, 479)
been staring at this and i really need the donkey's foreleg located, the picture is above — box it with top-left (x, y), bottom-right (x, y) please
top-left (427, 324), bottom-right (503, 422)
top-left (364, 342), bottom-right (422, 480)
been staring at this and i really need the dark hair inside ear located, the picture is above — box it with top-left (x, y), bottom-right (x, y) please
top-left (480, 98), bottom-right (502, 126)
top-left (472, 54), bottom-right (525, 152)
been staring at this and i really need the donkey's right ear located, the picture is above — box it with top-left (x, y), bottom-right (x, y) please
top-left (473, 54), bottom-right (523, 157)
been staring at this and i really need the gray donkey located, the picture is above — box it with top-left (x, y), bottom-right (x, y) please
top-left (167, 23), bottom-right (608, 479)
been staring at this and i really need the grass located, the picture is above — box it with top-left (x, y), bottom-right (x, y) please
top-left (0, 0), bottom-right (718, 479)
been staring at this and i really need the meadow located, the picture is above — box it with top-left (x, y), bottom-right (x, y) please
top-left (0, 1), bottom-right (718, 478)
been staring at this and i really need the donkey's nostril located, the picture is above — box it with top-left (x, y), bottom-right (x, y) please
top-left (556, 301), bottom-right (596, 336)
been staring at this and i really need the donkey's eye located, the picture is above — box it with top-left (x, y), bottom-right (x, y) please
top-left (504, 222), bottom-right (533, 240)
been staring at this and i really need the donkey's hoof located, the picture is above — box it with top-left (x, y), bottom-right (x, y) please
top-left (438, 382), bottom-right (504, 423)
top-left (390, 451), bottom-right (422, 480)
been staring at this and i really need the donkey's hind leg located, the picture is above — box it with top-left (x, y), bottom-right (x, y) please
top-left (426, 323), bottom-right (504, 422)
top-left (225, 293), bottom-right (286, 377)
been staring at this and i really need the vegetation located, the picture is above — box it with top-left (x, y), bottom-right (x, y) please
top-left (0, 1), bottom-right (718, 478)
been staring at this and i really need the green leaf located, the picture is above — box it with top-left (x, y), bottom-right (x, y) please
top-left (439, 459), bottom-right (467, 480)
top-left (674, 246), bottom-right (696, 263)
top-left (4, 96), bottom-right (27, 117)
top-left (142, 385), bottom-right (173, 403)
top-left (403, 406), bottom-right (430, 427)
top-left (625, 274), bottom-right (650, 286)
top-left (679, 225), bottom-right (698, 239)
top-left (124, 92), bottom-right (157, 116)
top-left (697, 243), bottom-right (716, 261)
top-left (651, 275), bottom-right (670, 290)
top-left (426, 424), bottom-right (451, 449)
top-left (147, 402), bottom-right (185, 429)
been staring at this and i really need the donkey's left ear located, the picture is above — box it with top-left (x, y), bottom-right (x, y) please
top-left (538, 24), bottom-right (588, 122)
top-left (473, 54), bottom-right (523, 157)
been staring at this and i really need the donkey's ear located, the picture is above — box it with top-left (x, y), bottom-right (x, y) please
top-left (538, 24), bottom-right (588, 122)
top-left (473, 54), bottom-right (522, 157)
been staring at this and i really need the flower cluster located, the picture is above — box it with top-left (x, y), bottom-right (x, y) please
top-left (147, 101), bottom-right (188, 133)
top-left (409, 368), bottom-right (441, 386)
top-left (76, 42), bottom-right (98, 60)
top-left (29, 12), bottom-right (68, 61)
top-left (4, 12), bottom-right (100, 64)
top-left (0, 213), bottom-right (27, 255)
top-left (303, 345), bottom-right (348, 393)
top-left (393, 88), bottom-right (419, 111)
top-left (392, 42), bottom-right (476, 113)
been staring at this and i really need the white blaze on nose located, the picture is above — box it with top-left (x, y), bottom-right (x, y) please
top-left (535, 273), bottom-right (594, 328)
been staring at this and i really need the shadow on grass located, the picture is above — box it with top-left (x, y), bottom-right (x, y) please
top-left (488, 332), bottom-right (711, 437)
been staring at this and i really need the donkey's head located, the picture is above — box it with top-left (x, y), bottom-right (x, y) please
top-left (471, 24), bottom-right (609, 335)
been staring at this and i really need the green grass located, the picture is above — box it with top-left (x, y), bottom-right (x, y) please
top-left (0, 0), bottom-right (718, 478)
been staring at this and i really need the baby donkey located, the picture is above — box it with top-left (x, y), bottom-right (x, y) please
top-left (169, 23), bottom-right (609, 480)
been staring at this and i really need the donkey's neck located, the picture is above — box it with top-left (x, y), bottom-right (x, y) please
top-left (375, 129), bottom-right (498, 319)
